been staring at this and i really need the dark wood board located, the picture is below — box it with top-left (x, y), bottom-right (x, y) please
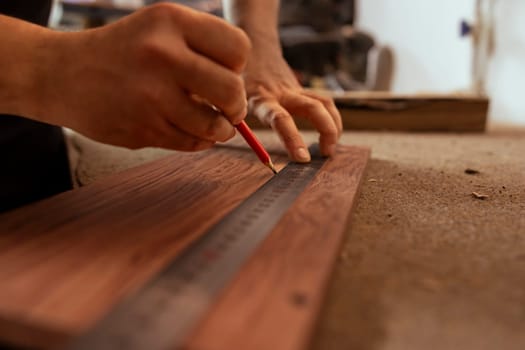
top-left (0, 143), bottom-right (369, 349)
top-left (186, 145), bottom-right (370, 350)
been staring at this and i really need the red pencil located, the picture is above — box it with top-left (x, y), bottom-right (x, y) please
top-left (235, 121), bottom-right (277, 174)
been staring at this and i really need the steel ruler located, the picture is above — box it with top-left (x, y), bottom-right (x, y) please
top-left (66, 145), bottom-right (326, 350)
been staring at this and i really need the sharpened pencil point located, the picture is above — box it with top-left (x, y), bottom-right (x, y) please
top-left (266, 161), bottom-right (278, 175)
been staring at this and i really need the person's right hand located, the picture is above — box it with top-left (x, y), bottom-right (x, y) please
top-left (37, 3), bottom-right (251, 151)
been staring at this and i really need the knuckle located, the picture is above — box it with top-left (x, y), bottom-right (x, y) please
top-left (180, 52), bottom-right (202, 74)
top-left (302, 99), bottom-right (339, 138)
top-left (319, 95), bottom-right (330, 103)
top-left (269, 111), bottom-right (289, 126)
top-left (305, 99), bottom-right (325, 114)
top-left (209, 24), bottom-right (251, 72)
top-left (327, 98), bottom-right (338, 109)
top-left (317, 95), bottom-right (333, 105)
top-left (144, 3), bottom-right (179, 22)
top-left (322, 124), bottom-right (339, 141)
top-left (139, 85), bottom-right (163, 107)
top-left (137, 35), bottom-right (187, 69)
top-left (137, 36), bottom-right (163, 62)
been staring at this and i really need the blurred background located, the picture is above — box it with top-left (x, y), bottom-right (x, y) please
top-left (50, 0), bottom-right (525, 125)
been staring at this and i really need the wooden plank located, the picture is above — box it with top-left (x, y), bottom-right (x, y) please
top-left (0, 143), bottom-right (369, 349)
top-left (185, 145), bottom-right (370, 350)
top-left (246, 92), bottom-right (488, 132)
top-left (0, 146), bottom-right (282, 349)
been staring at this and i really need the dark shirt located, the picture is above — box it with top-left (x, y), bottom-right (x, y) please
top-left (279, 0), bottom-right (354, 32)
top-left (0, 1), bottom-right (72, 213)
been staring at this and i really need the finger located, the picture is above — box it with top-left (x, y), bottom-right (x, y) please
top-left (180, 9), bottom-right (251, 73)
top-left (156, 120), bottom-right (216, 152)
top-left (280, 92), bottom-right (339, 157)
top-left (250, 96), bottom-right (311, 163)
top-left (175, 50), bottom-right (247, 123)
top-left (301, 91), bottom-right (343, 137)
top-left (166, 89), bottom-right (236, 142)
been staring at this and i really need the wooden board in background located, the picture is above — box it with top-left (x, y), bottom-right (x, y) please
top-left (246, 92), bottom-right (488, 132)
top-left (0, 144), bottom-right (369, 350)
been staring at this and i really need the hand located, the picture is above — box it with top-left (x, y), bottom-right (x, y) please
top-left (243, 37), bottom-right (342, 162)
top-left (37, 3), bottom-right (251, 151)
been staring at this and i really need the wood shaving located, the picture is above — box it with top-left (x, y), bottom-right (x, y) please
top-left (471, 192), bottom-right (489, 200)
top-left (465, 168), bottom-right (480, 175)
top-left (368, 178), bottom-right (378, 182)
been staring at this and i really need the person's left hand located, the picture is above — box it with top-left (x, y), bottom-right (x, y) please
top-left (242, 37), bottom-right (342, 162)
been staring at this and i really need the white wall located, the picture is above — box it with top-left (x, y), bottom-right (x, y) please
top-left (487, 0), bottom-right (525, 124)
top-left (357, 0), bottom-right (475, 93)
top-left (357, 0), bottom-right (525, 125)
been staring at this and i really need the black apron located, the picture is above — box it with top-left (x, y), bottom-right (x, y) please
top-left (0, 0), bottom-right (72, 213)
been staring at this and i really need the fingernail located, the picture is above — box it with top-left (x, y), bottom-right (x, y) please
top-left (294, 147), bottom-right (311, 162)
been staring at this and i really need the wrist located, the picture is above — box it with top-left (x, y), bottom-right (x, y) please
top-left (28, 30), bottom-right (77, 126)
top-left (245, 27), bottom-right (281, 54)
top-left (222, 0), bottom-right (281, 55)
top-left (0, 18), bottom-right (63, 124)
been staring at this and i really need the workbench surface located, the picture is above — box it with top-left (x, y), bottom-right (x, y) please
top-left (70, 124), bottom-right (525, 350)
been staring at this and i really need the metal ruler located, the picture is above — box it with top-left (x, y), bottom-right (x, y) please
top-left (66, 145), bottom-right (326, 350)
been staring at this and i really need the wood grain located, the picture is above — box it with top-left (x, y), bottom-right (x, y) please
top-left (246, 92), bottom-right (488, 132)
top-left (0, 143), bottom-right (369, 349)
top-left (185, 145), bottom-right (369, 350)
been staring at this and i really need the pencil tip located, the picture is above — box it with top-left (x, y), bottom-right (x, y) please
top-left (267, 161), bottom-right (278, 175)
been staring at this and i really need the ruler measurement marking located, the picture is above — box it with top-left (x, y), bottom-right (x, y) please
top-left (67, 146), bottom-right (325, 350)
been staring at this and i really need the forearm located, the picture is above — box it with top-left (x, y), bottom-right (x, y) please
top-left (222, 0), bottom-right (280, 47)
top-left (0, 15), bottom-right (59, 120)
